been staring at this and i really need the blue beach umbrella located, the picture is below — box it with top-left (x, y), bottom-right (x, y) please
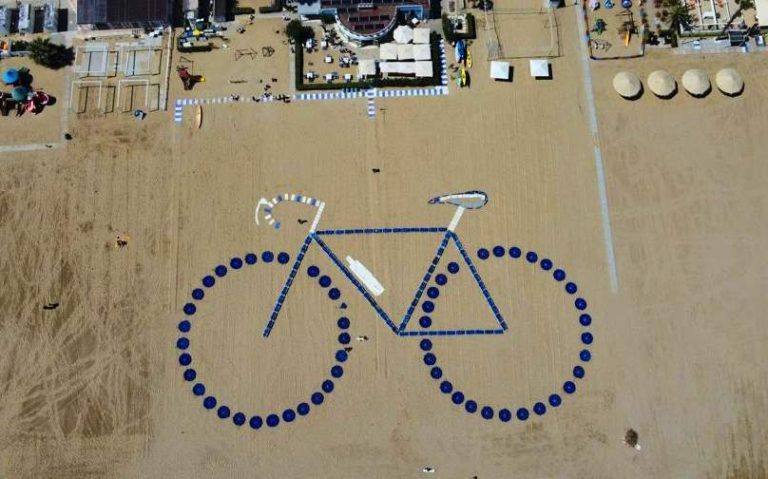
top-left (11, 86), bottom-right (29, 102)
top-left (3, 68), bottom-right (19, 85)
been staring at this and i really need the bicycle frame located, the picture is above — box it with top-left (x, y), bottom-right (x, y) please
top-left (259, 194), bottom-right (509, 338)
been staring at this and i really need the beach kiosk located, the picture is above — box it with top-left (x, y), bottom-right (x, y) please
top-left (490, 61), bottom-right (511, 81)
top-left (529, 59), bottom-right (551, 79)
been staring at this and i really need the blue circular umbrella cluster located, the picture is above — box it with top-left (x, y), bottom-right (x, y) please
top-left (177, 252), bottom-right (351, 430)
top-left (419, 245), bottom-right (593, 422)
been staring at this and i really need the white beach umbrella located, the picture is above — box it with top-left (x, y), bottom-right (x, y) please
top-left (681, 69), bottom-right (710, 97)
top-left (647, 70), bottom-right (676, 98)
top-left (612, 71), bottom-right (641, 98)
top-left (393, 25), bottom-right (414, 44)
top-left (715, 68), bottom-right (744, 96)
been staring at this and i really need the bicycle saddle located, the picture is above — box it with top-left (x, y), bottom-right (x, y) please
top-left (428, 191), bottom-right (488, 209)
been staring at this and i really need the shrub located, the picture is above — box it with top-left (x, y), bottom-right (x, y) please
top-left (11, 40), bottom-right (30, 51)
top-left (321, 13), bottom-right (336, 24)
top-left (28, 38), bottom-right (74, 69)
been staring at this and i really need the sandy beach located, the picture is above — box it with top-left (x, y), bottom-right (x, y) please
top-left (0, 3), bottom-right (767, 478)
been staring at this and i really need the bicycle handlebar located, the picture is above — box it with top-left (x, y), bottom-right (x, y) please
top-left (255, 193), bottom-right (325, 230)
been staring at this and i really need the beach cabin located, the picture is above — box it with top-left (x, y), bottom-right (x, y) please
top-left (43, 1), bottom-right (59, 33)
top-left (19, 4), bottom-right (34, 34)
top-left (0, 7), bottom-right (11, 36)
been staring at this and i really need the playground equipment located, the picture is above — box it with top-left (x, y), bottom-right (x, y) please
top-left (590, 38), bottom-right (613, 50)
top-left (593, 18), bottom-right (607, 34)
top-left (177, 66), bottom-right (205, 91)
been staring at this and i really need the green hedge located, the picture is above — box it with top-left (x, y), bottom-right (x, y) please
top-left (177, 43), bottom-right (213, 53)
top-left (258, 4), bottom-right (281, 13)
top-left (294, 34), bottom-right (443, 91)
top-left (233, 6), bottom-right (256, 15)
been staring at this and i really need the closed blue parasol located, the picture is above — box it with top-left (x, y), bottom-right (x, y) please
top-left (3, 68), bottom-right (19, 85)
top-left (12, 86), bottom-right (29, 101)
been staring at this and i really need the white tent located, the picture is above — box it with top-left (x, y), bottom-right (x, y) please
top-left (490, 61), bottom-right (510, 80)
top-left (393, 25), bottom-right (414, 44)
top-left (413, 44), bottom-right (431, 60)
top-left (358, 59), bottom-right (377, 77)
top-left (415, 61), bottom-right (433, 77)
top-left (380, 43), bottom-right (398, 60)
top-left (380, 62), bottom-right (416, 75)
top-left (413, 28), bottom-right (431, 44)
top-left (397, 44), bottom-right (414, 60)
top-left (529, 59), bottom-right (551, 78)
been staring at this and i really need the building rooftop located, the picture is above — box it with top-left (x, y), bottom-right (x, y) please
top-left (77, 0), bottom-right (169, 25)
top-left (321, 0), bottom-right (429, 37)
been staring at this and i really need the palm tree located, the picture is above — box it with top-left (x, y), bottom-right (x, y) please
top-left (719, 0), bottom-right (754, 35)
top-left (665, 0), bottom-right (693, 32)
top-left (28, 38), bottom-right (74, 69)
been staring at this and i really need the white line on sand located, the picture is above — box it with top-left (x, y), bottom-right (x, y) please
top-left (575, 5), bottom-right (619, 294)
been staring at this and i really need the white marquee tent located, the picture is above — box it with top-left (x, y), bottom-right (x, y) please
top-left (413, 28), bottom-right (430, 44)
top-left (380, 43), bottom-right (398, 60)
top-left (357, 59), bottom-right (377, 77)
top-left (413, 43), bottom-right (431, 60)
top-left (415, 61), bottom-right (433, 77)
top-left (397, 43), bottom-right (414, 60)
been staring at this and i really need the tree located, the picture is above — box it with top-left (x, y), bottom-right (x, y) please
top-left (285, 19), bottom-right (313, 41)
top-left (719, 0), bottom-right (754, 36)
top-left (28, 38), bottom-right (74, 69)
top-left (320, 13), bottom-right (335, 25)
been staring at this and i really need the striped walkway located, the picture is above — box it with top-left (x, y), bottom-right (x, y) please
top-left (439, 39), bottom-right (449, 87)
top-left (294, 89), bottom-right (364, 101)
top-left (366, 88), bottom-right (376, 118)
top-left (376, 87), bottom-right (447, 98)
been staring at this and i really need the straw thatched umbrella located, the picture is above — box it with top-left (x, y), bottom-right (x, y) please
top-left (715, 68), bottom-right (744, 96)
top-left (681, 69), bottom-right (710, 97)
top-left (613, 71), bottom-right (642, 99)
top-left (647, 70), bottom-right (676, 98)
